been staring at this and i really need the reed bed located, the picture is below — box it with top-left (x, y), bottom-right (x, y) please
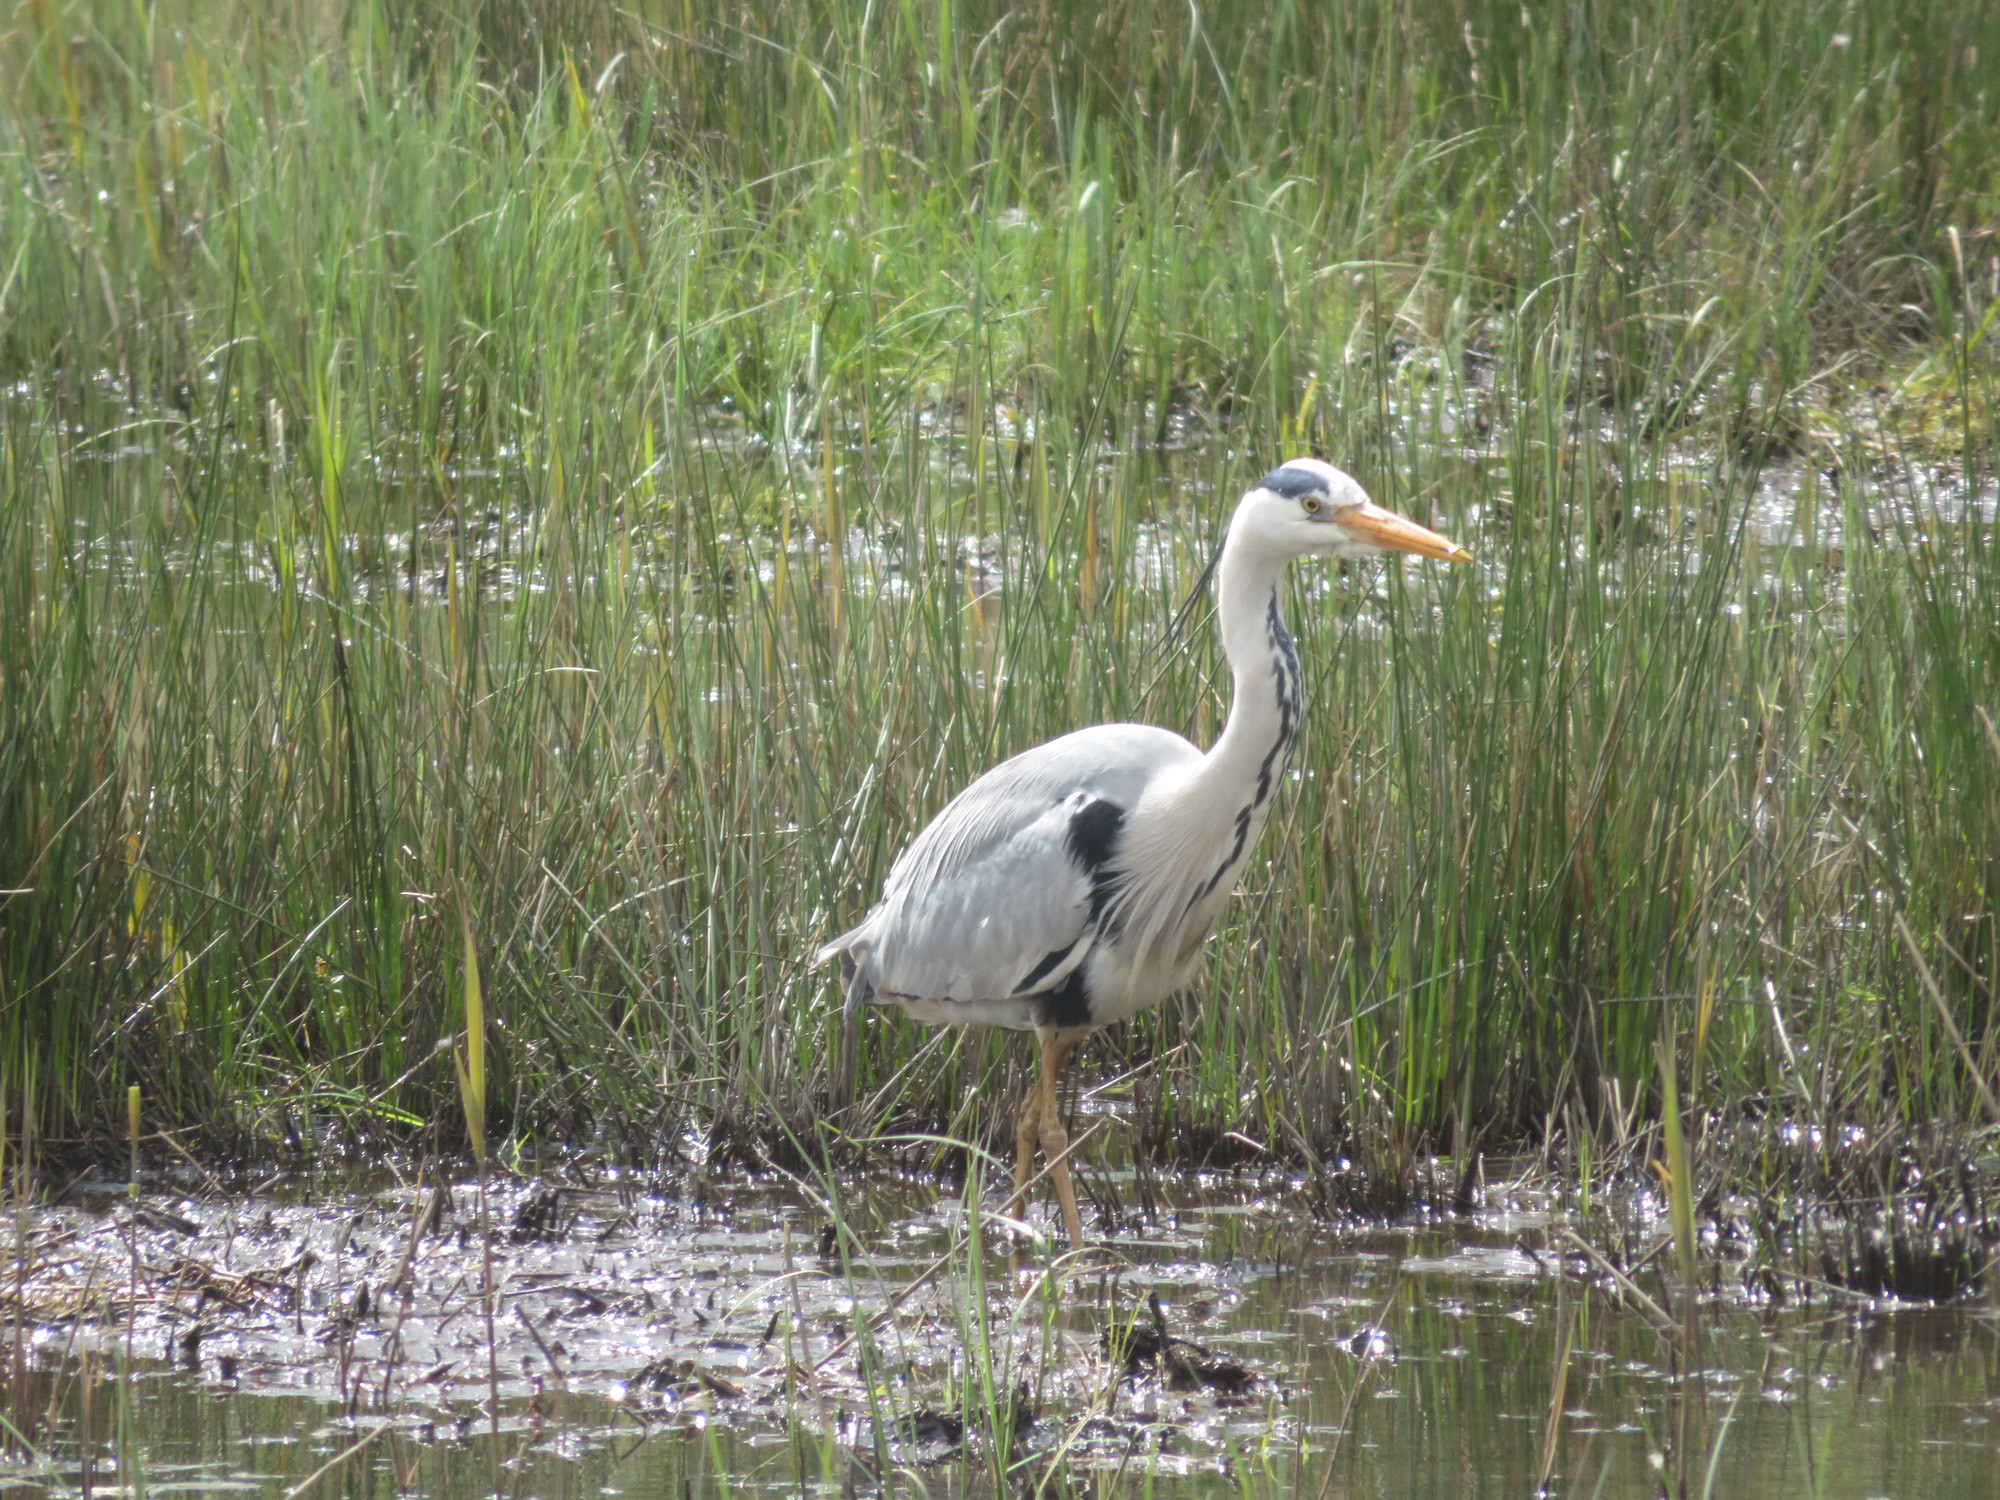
top-left (0, 0), bottom-right (1995, 1166)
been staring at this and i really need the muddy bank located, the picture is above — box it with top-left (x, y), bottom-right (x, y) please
top-left (4, 1160), bottom-right (1998, 1496)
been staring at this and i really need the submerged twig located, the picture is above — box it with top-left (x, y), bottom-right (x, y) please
top-left (1557, 1229), bottom-right (1679, 1335)
top-left (280, 1420), bottom-right (391, 1500)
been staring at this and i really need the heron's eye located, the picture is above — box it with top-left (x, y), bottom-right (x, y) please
top-left (1301, 495), bottom-right (1323, 515)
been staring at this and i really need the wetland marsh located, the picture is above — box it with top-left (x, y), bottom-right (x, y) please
top-left (7, 1163), bottom-right (1999, 1498)
top-left (3, 0), bottom-right (1999, 1491)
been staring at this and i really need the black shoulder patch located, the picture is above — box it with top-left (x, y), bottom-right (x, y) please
top-left (1064, 796), bottom-right (1125, 872)
top-left (1255, 464), bottom-right (1329, 501)
top-left (1036, 968), bottom-right (1094, 1030)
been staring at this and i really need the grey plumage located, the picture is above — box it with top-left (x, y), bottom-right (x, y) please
top-left (817, 458), bottom-right (1471, 1248)
top-left (822, 723), bottom-right (1195, 1033)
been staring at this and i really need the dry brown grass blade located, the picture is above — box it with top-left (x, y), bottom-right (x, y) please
top-left (1895, 910), bottom-right (2000, 1127)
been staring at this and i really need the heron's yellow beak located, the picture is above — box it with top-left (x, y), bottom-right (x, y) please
top-left (1338, 501), bottom-right (1474, 563)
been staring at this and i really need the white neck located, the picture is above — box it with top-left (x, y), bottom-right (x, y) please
top-left (1200, 525), bottom-right (1302, 803)
top-left (1130, 520), bottom-right (1303, 938)
top-left (1091, 515), bottom-right (1307, 993)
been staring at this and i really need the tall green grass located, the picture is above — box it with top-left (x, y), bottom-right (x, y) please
top-left (0, 0), bottom-right (1994, 1162)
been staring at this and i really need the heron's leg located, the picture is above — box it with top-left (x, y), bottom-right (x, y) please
top-left (832, 954), bottom-right (867, 1112)
top-left (1006, 1080), bottom-right (1041, 1228)
top-left (1034, 1029), bottom-right (1084, 1250)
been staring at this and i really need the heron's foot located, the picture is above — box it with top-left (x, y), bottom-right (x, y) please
top-left (1036, 1111), bottom-right (1087, 1251)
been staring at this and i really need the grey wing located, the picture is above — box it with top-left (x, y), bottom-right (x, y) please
top-left (819, 723), bottom-right (1199, 1007)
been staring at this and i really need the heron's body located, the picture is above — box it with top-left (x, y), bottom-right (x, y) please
top-left (825, 547), bottom-right (1305, 1039)
top-left (819, 459), bottom-right (1468, 1248)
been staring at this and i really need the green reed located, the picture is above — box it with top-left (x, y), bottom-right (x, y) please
top-left (0, 0), bottom-right (1994, 1162)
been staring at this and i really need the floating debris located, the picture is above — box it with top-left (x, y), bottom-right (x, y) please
top-left (1104, 1293), bottom-right (1257, 1394)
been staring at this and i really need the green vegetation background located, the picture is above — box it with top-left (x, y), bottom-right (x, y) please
top-left (1, 0), bottom-right (1995, 1165)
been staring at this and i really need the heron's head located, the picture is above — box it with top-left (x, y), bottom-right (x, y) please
top-left (1234, 457), bottom-right (1472, 564)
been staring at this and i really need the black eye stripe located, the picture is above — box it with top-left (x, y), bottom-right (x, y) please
top-left (1256, 465), bottom-right (1330, 502)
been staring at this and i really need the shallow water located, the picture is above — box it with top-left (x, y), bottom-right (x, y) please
top-left (4, 1169), bottom-right (1996, 1497)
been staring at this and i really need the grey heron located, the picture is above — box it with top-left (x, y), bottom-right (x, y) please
top-left (818, 459), bottom-right (1471, 1249)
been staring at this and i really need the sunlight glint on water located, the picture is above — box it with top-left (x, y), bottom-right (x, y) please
top-left (6, 1172), bottom-right (1997, 1498)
